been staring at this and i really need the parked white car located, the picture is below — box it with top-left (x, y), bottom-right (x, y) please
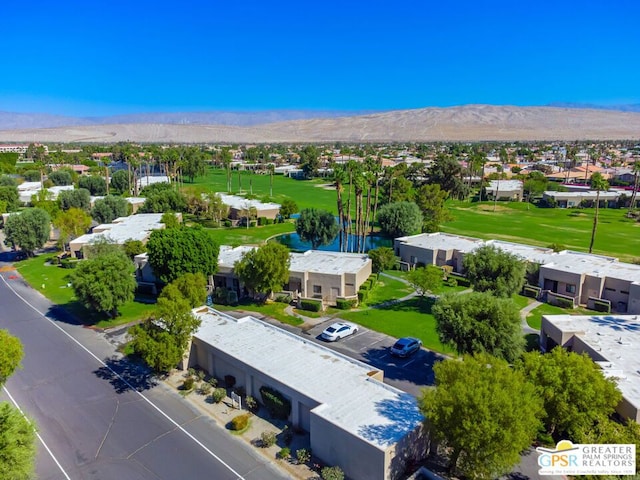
top-left (320, 322), bottom-right (358, 342)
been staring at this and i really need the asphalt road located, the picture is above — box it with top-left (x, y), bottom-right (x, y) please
top-left (0, 261), bottom-right (287, 480)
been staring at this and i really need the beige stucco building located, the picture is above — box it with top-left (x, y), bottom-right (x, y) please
top-left (186, 307), bottom-right (428, 480)
top-left (217, 193), bottom-right (281, 221)
top-left (540, 314), bottom-right (640, 422)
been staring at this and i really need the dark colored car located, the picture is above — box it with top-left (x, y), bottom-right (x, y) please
top-left (390, 337), bottom-right (422, 357)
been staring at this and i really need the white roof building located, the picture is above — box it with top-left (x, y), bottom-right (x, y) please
top-left (137, 175), bottom-right (170, 189)
top-left (216, 193), bottom-right (281, 212)
top-left (188, 307), bottom-right (426, 480)
top-left (289, 249), bottom-right (371, 276)
top-left (541, 314), bottom-right (640, 422)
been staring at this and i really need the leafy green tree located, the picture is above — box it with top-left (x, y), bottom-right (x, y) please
top-left (367, 247), bottom-right (397, 272)
top-left (0, 152), bottom-right (18, 174)
top-left (279, 198), bottom-right (298, 219)
top-left (83, 238), bottom-right (122, 259)
top-left (433, 292), bottom-right (524, 362)
top-left (48, 169), bottom-right (73, 186)
top-left (129, 324), bottom-right (183, 373)
top-left (407, 265), bottom-right (442, 296)
top-left (0, 329), bottom-right (23, 385)
top-left (91, 195), bottom-right (128, 224)
top-left (78, 175), bottom-right (107, 196)
top-left (0, 403), bottom-right (37, 480)
top-left (22, 170), bottom-right (41, 182)
top-left (516, 348), bottom-right (622, 438)
top-left (146, 227), bottom-right (219, 284)
top-left (0, 175), bottom-right (16, 187)
top-left (295, 208), bottom-right (339, 249)
top-left (53, 207), bottom-right (92, 251)
top-left (139, 188), bottom-right (187, 213)
top-left (575, 417), bottom-right (640, 472)
top-left (462, 244), bottom-right (526, 298)
top-left (109, 169), bottom-right (129, 195)
top-left (588, 172), bottom-right (609, 254)
top-left (160, 212), bottom-right (181, 229)
top-left (299, 145), bottom-right (320, 178)
top-left (123, 239), bottom-right (145, 259)
top-left (0, 331), bottom-right (36, 479)
top-left (429, 155), bottom-right (468, 200)
top-left (414, 184), bottom-right (451, 232)
top-left (235, 243), bottom-right (291, 299)
top-left (3, 208), bottom-right (51, 255)
top-left (181, 147), bottom-right (208, 182)
top-left (419, 353), bottom-right (542, 479)
top-left (163, 273), bottom-right (208, 308)
top-left (70, 250), bottom-right (136, 317)
top-left (376, 201), bottom-right (423, 238)
top-left (0, 185), bottom-right (19, 212)
top-left (58, 188), bottom-right (91, 211)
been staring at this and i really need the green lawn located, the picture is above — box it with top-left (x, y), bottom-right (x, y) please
top-left (512, 294), bottom-right (534, 310)
top-left (340, 297), bottom-right (455, 354)
top-left (525, 302), bottom-right (594, 330)
top-left (206, 222), bottom-right (295, 246)
top-left (192, 168), bottom-right (338, 213)
top-left (442, 201), bottom-right (640, 262)
top-left (362, 276), bottom-right (414, 307)
top-left (16, 254), bottom-right (157, 328)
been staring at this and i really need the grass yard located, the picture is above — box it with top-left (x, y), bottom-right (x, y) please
top-left (362, 276), bottom-right (414, 307)
top-left (525, 302), bottom-right (594, 330)
top-left (340, 297), bottom-right (455, 354)
top-left (16, 254), bottom-right (157, 328)
top-left (205, 222), bottom-right (295, 246)
top-left (512, 294), bottom-right (534, 310)
top-left (442, 201), bottom-right (640, 262)
top-left (192, 168), bottom-right (338, 213)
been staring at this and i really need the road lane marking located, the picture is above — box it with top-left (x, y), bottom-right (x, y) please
top-left (1, 274), bottom-right (247, 480)
top-left (2, 385), bottom-right (72, 480)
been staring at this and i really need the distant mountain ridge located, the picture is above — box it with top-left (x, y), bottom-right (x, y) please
top-left (546, 102), bottom-right (640, 113)
top-left (0, 109), bottom-right (371, 131)
top-left (1, 104), bottom-right (640, 143)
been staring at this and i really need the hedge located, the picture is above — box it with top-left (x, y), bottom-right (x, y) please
top-left (592, 300), bottom-right (611, 313)
top-left (300, 299), bottom-right (322, 312)
top-left (357, 289), bottom-right (368, 302)
top-left (259, 386), bottom-right (291, 419)
top-left (336, 298), bottom-right (358, 310)
top-left (523, 285), bottom-right (541, 298)
top-left (555, 296), bottom-right (574, 309)
top-left (449, 274), bottom-right (471, 287)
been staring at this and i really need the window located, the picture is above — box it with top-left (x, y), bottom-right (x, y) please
top-left (313, 285), bottom-right (322, 294)
top-left (621, 291), bottom-right (629, 295)
top-left (604, 287), bottom-right (616, 292)
top-left (565, 284), bottom-right (576, 294)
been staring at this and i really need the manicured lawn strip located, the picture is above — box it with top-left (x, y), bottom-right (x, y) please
top-left (525, 303), bottom-right (568, 330)
top-left (192, 168), bottom-right (338, 213)
top-left (16, 254), bottom-right (157, 328)
top-left (512, 294), bottom-right (533, 310)
top-left (442, 201), bottom-right (640, 262)
top-left (206, 222), bottom-right (295, 246)
top-left (340, 298), bottom-right (455, 354)
top-left (213, 301), bottom-right (304, 326)
top-left (362, 276), bottom-right (414, 307)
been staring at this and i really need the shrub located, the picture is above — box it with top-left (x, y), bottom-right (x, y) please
top-left (230, 414), bottom-right (250, 431)
top-left (199, 382), bottom-right (212, 396)
top-left (182, 377), bottom-right (195, 391)
top-left (299, 299), bottom-right (322, 312)
top-left (593, 300), bottom-right (611, 313)
top-left (259, 386), bottom-right (291, 419)
top-left (336, 298), bottom-right (357, 310)
top-left (223, 220), bottom-right (232, 227)
top-left (258, 217), bottom-right (267, 226)
top-left (357, 289), bottom-right (368, 302)
top-left (197, 370), bottom-right (206, 381)
top-left (555, 296), bottom-right (574, 309)
top-left (209, 387), bottom-right (227, 404)
top-left (524, 285), bottom-right (541, 298)
top-left (245, 395), bottom-right (258, 412)
top-left (446, 277), bottom-right (458, 287)
top-left (281, 425), bottom-right (293, 446)
top-left (275, 294), bottom-right (292, 303)
top-left (207, 377), bottom-right (218, 388)
top-left (296, 448), bottom-right (311, 464)
top-left (321, 466), bottom-right (345, 480)
top-left (277, 447), bottom-right (290, 460)
top-left (261, 431), bottom-right (277, 448)
top-left (224, 375), bottom-right (236, 388)
top-left (60, 258), bottom-right (79, 269)
top-left (450, 274), bottom-right (471, 287)
top-left (188, 367), bottom-right (196, 377)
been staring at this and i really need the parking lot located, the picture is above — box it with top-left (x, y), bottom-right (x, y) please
top-left (301, 319), bottom-right (447, 397)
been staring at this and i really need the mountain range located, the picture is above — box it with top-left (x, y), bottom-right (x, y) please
top-left (1, 104), bottom-right (639, 143)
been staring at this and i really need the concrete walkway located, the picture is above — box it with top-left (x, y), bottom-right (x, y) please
top-left (520, 300), bottom-right (542, 335)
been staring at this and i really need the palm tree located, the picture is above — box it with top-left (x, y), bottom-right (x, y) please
top-left (332, 164), bottom-right (347, 252)
top-left (627, 162), bottom-right (640, 216)
top-left (588, 172), bottom-right (609, 254)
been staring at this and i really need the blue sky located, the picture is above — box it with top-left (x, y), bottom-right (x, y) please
top-left (1, 0), bottom-right (638, 116)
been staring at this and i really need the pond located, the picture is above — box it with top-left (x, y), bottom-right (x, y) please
top-left (272, 232), bottom-right (392, 253)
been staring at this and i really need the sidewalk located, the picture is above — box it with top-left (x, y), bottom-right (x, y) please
top-left (520, 300), bottom-right (542, 335)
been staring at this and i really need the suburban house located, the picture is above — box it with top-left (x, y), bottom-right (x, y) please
top-left (394, 232), bottom-right (640, 313)
top-left (213, 246), bottom-right (372, 306)
top-left (90, 196), bottom-right (147, 213)
top-left (216, 193), bottom-right (281, 221)
top-left (485, 179), bottom-right (523, 201)
top-left (137, 175), bottom-right (170, 190)
top-left (69, 213), bottom-right (170, 258)
top-left (186, 307), bottom-right (428, 480)
top-left (540, 314), bottom-right (640, 422)
top-left (542, 190), bottom-right (621, 208)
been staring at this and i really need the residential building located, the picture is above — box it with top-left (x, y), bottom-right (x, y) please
top-left (17, 182), bottom-right (74, 204)
top-left (540, 314), bottom-right (640, 422)
top-left (486, 180), bottom-right (523, 201)
top-left (213, 246), bottom-right (372, 305)
top-left (186, 307), bottom-right (428, 480)
top-left (542, 190), bottom-right (621, 208)
top-left (69, 213), bottom-right (170, 258)
top-left (217, 194), bottom-right (281, 221)
top-left (137, 175), bottom-right (170, 190)
top-left (394, 232), bottom-right (640, 313)
top-left (0, 144), bottom-right (30, 154)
